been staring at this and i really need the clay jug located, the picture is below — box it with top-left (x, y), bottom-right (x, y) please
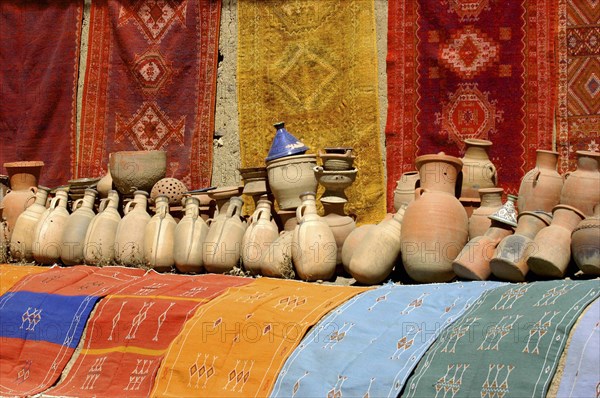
top-left (468, 187), bottom-right (504, 239)
top-left (174, 196), bottom-right (209, 273)
top-left (528, 204), bottom-right (586, 278)
top-left (267, 154), bottom-right (318, 210)
top-left (61, 189), bottom-right (97, 265)
top-left (9, 187), bottom-right (50, 261)
top-left (460, 139), bottom-right (497, 199)
top-left (203, 196), bottom-right (247, 273)
top-left (115, 190), bottom-right (151, 266)
top-left (490, 210), bottom-right (552, 281)
top-left (517, 150), bottom-right (563, 213)
top-left (1, 161), bottom-right (43, 237)
top-left (32, 190), bottom-right (70, 264)
top-left (571, 204), bottom-right (600, 275)
top-left (400, 153), bottom-right (468, 283)
top-left (291, 192), bottom-right (337, 281)
top-left (322, 201), bottom-right (356, 265)
top-left (261, 209), bottom-right (298, 278)
top-left (393, 171), bottom-right (420, 211)
top-left (96, 168), bottom-right (113, 199)
top-left (560, 150), bottom-right (600, 216)
top-left (83, 190), bottom-right (121, 265)
top-left (341, 224), bottom-right (377, 273)
top-left (349, 205), bottom-right (406, 285)
top-left (144, 195), bottom-right (176, 272)
top-left (242, 198), bottom-right (279, 275)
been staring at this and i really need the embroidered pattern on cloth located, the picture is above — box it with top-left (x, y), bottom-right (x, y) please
top-left (0, 264), bottom-right (51, 296)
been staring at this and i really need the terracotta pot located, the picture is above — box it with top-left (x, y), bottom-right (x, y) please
top-left (174, 197), bottom-right (209, 274)
top-left (460, 139), bottom-right (497, 199)
top-left (460, 197), bottom-right (481, 219)
top-left (262, 232), bottom-right (296, 279)
top-left (239, 167), bottom-right (269, 198)
top-left (96, 164), bottom-right (113, 199)
top-left (207, 186), bottom-right (243, 216)
top-left (341, 224), bottom-right (377, 273)
top-left (0, 207), bottom-right (7, 263)
top-left (83, 190), bottom-right (121, 265)
top-left (242, 198), bottom-right (279, 275)
top-left (318, 148), bottom-right (355, 171)
top-left (292, 192), bottom-right (337, 281)
top-left (115, 190), bottom-right (151, 266)
top-left (393, 171), bottom-right (420, 211)
top-left (468, 187), bottom-right (504, 239)
top-left (267, 154), bottom-right (318, 210)
top-left (1, 161), bottom-right (43, 236)
top-left (9, 187), bottom-right (50, 261)
top-left (560, 150), bottom-right (600, 217)
top-left (109, 150), bottom-right (166, 195)
top-left (571, 204), bottom-right (600, 275)
top-left (517, 150), bottom-right (563, 213)
top-left (313, 166), bottom-right (357, 203)
top-left (490, 211), bottom-right (552, 281)
top-left (32, 190), bottom-right (70, 264)
top-left (144, 195), bottom-right (176, 272)
top-left (527, 204), bottom-right (586, 278)
top-left (61, 189), bottom-right (97, 265)
top-left (400, 153), bottom-right (468, 283)
top-left (322, 201), bottom-right (356, 265)
top-left (274, 209), bottom-right (298, 232)
top-left (0, 175), bottom-right (9, 203)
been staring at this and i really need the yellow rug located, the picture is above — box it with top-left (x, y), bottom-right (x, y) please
top-left (0, 264), bottom-right (51, 296)
top-left (151, 278), bottom-right (368, 397)
top-left (237, 0), bottom-right (385, 224)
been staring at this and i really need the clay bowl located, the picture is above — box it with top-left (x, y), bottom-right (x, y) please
top-left (109, 150), bottom-right (166, 195)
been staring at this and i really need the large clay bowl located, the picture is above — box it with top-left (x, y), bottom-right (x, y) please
top-left (109, 151), bottom-right (166, 195)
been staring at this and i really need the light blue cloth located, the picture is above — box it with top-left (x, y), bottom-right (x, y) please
top-left (270, 281), bottom-right (504, 398)
top-left (556, 298), bottom-right (600, 398)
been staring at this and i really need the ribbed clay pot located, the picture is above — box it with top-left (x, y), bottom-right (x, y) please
top-left (109, 150), bottom-right (166, 195)
top-left (174, 197), bottom-right (209, 274)
top-left (242, 198), bottom-right (279, 275)
top-left (61, 189), bottom-right (97, 265)
top-left (9, 187), bottom-right (50, 261)
top-left (571, 204), bottom-right (600, 275)
top-left (560, 150), bottom-right (600, 217)
top-left (400, 153), bottom-right (468, 283)
top-left (33, 190), bottom-right (70, 264)
top-left (393, 171), bottom-right (420, 211)
top-left (1, 161), bottom-right (43, 236)
top-left (83, 190), bottom-right (121, 265)
top-left (468, 187), bottom-right (504, 239)
top-left (267, 154), bottom-right (317, 210)
top-left (528, 204), bottom-right (585, 278)
top-left (517, 150), bottom-right (563, 213)
top-left (490, 211), bottom-right (552, 281)
top-left (144, 195), bottom-right (176, 272)
top-left (114, 190), bottom-right (151, 266)
top-left (460, 139), bottom-right (497, 199)
top-left (318, 148), bottom-right (355, 171)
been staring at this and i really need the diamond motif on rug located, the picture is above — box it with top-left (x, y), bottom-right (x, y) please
top-left (271, 1), bottom-right (340, 34)
top-left (119, 0), bottom-right (187, 43)
top-left (131, 49), bottom-right (175, 95)
top-left (447, 0), bottom-right (491, 21)
top-left (568, 57), bottom-right (600, 115)
top-left (439, 26), bottom-right (500, 79)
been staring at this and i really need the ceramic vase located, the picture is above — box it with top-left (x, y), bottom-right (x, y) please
top-left (1, 161), bottom-right (43, 237)
top-left (393, 171), bottom-right (420, 211)
top-left (115, 190), bottom-right (151, 266)
top-left (322, 201), bottom-right (356, 266)
top-left (173, 197), bottom-right (209, 273)
top-left (260, 209), bottom-right (298, 279)
top-left (109, 150), bottom-right (166, 195)
top-left (460, 139), bottom-right (497, 199)
top-left (318, 148), bottom-right (355, 170)
top-left (61, 189), bottom-right (97, 265)
top-left (267, 154), bottom-right (318, 210)
top-left (33, 190), bottom-right (70, 264)
top-left (83, 190), bottom-right (121, 265)
top-left (571, 204), bottom-right (600, 275)
top-left (468, 187), bottom-right (504, 239)
top-left (517, 150), bottom-right (563, 213)
top-left (560, 150), bottom-right (600, 216)
top-left (242, 197), bottom-right (279, 275)
top-left (144, 195), bottom-right (176, 272)
top-left (341, 224), bottom-right (377, 274)
top-left (9, 187), bottom-right (50, 261)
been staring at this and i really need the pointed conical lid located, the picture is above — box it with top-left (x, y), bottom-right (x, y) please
top-left (265, 122), bottom-right (309, 162)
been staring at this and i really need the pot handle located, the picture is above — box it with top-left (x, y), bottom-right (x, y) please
top-left (296, 204), bottom-right (307, 223)
top-left (72, 198), bottom-right (84, 211)
top-left (24, 187), bottom-right (37, 208)
top-left (414, 187), bottom-right (427, 199)
top-left (206, 218), bottom-right (213, 227)
top-left (563, 171), bottom-right (571, 180)
top-left (49, 196), bottom-right (60, 209)
top-left (532, 170), bottom-right (541, 185)
top-left (488, 164), bottom-right (498, 186)
top-left (227, 200), bottom-right (242, 218)
top-left (98, 198), bottom-right (109, 213)
top-left (124, 200), bottom-right (136, 214)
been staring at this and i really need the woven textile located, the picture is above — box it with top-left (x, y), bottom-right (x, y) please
top-left (270, 281), bottom-right (504, 398)
top-left (0, 1), bottom-right (82, 187)
top-left (77, 0), bottom-right (220, 187)
top-left (46, 272), bottom-right (250, 398)
top-left (0, 264), bottom-right (51, 296)
top-left (386, 0), bottom-right (557, 209)
top-left (238, 0), bottom-right (385, 224)
top-left (0, 266), bottom-right (143, 397)
top-left (557, 0), bottom-right (600, 172)
top-left (151, 278), bottom-right (367, 397)
top-left (403, 280), bottom-right (600, 398)
top-left (556, 298), bottom-right (600, 397)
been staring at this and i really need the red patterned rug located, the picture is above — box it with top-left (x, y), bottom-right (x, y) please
top-left (386, 0), bottom-right (558, 209)
top-left (0, 1), bottom-right (82, 187)
top-left (76, 0), bottom-right (221, 188)
top-left (557, 0), bottom-right (600, 172)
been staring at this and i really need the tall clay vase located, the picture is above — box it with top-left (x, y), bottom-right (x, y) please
top-left (144, 195), bottom-right (176, 271)
top-left (490, 211), bottom-right (552, 281)
top-left (468, 188), bottom-right (504, 239)
top-left (400, 153), bottom-right (468, 283)
top-left (322, 202), bottom-right (356, 265)
top-left (1, 161), bottom-right (43, 237)
top-left (393, 171), bottom-right (420, 211)
top-left (32, 190), bottom-right (70, 264)
top-left (83, 190), bottom-right (121, 265)
top-left (560, 150), bottom-right (600, 217)
top-left (460, 139), bottom-right (497, 199)
top-left (203, 196), bottom-right (247, 273)
top-left (517, 150), bottom-right (563, 213)
top-left (349, 205), bottom-right (406, 285)
top-left (174, 197), bottom-right (209, 273)
top-left (341, 224), bottom-right (377, 273)
top-left (292, 192), bottom-right (337, 281)
top-left (571, 204), bottom-right (600, 275)
top-left (242, 198), bottom-right (279, 275)
top-left (9, 187), bottom-right (50, 261)
top-left (115, 190), bottom-right (151, 266)
top-left (61, 189), bottom-right (97, 265)
top-left (528, 204), bottom-right (586, 278)
top-left (261, 209), bottom-right (298, 278)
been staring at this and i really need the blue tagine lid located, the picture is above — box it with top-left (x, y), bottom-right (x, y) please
top-left (265, 122), bottom-right (309, 162)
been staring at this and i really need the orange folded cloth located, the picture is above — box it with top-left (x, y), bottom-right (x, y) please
top-left (0, 264), bottom-right (51, 296)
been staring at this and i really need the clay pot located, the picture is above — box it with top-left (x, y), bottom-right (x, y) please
top-left (528, 204), bottom-right (586, 278)
top-left (571, 204), bottom-right (600, 275)
top-left (203, 196), bottom-right (247, 273)
top-left (0, 175), bottom-right (9, 203)
top-left (1, 161), bottom-right (43, 236)
top-left (151, 177), bottom-right (188, 206)
top-left (261, 209), bottom-right (298, 279)
top-left (322, 201), bottom-right (356, 265)
top-left (115, 190), bottom-right (151, 266)
top-left (109, 150), bottom-right (166, 195)
top-left (313, 166), bottom-right (357, 203)
top-left (318, 148), bottom-right (355, 170)
top-left (239, 167), bottom-right (269, 198)
top-left (393, 171), bottom-right (420, 211)
top-left (460, 139), bottom-right (497, 199)
top-left (61, 189), bottom-right (97, 265)
top-left (349, 205), bottom-right (406, 285)
top-left (400, 153), bottom-right (468, 283)
top-left (560, 151), bottom-right (600, 217)
top-left (0, 207), bottom-right (7, 263)
top-left (292, 192), bottom-right (337, 281)
top-left (144, 195), bottom-right (176, 272)
top-left (83, 190), bottom-right (121, 265)
top-left (267, 154), bottom-right (318, 210)
top-left (207, 186), bottom-right (243, 216)
top-left (174, 197), bottom-right (209, 274)
top-left (469, 188), bottom-right (504, 239)
top-left (517, 150), bottom-right (563, 213)
top-left (9, 187), bottom-right (50, 261)
top-left (341, 224), bottom-right (377, 273)
top-left (490, 211), bottom-right (552, 281)
top-left (242, 198), bottom-right (279, 275)
top-left (32, 190), bottom-right (70, 264)
top-left (96, 165), bottom-right (113, 199)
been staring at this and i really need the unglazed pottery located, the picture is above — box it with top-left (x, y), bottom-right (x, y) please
top-left (267, 154), bottom-right (317, 210)
top-left (242, 197), bottom-right (279, 275)
top-left (144, 195), bottom-right (176, 272)
top-left (109, 150), bottom-right (166, 195)
top-left (517, 150), bottom-right (563, 213)
top-left (9, 187), bottom-right (50, 261)
top-left (61, 189), bottom-right (97, 265)
top-left (174, 197), bottom-right (209, 273)
top-left (313, 166), bottom-right (358, 203)
top-left (468, 187), bottom-right (504, 239)
top-left (151, 177), bottom-right (188, 206)
top-left (571, 204), bottom-right (600, 275)
top-left (83, 190), bottom-right (121, 265)
top-left (261, 209), bottom-right (298, 279)
top-left (115, 190), bottom-right (151, 266)
top-left (33, 190), bottom-right (70, 264)
top-left (341, 224), bottom-right (377, 273)
top-left (393, 171), bottom-right (420, 211)
top-left (1, 160), bottom-right (43, 236)
top-left (318, 147), bottom-right (355, 170)
top-left (321, 201), bottom-right (356, 265)
top-left (0, 207), bottom-right (7, 262)
top-left (560, 150), bottom-right (600, 216)
top-left (460, 139), bottom-right (497, 199)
